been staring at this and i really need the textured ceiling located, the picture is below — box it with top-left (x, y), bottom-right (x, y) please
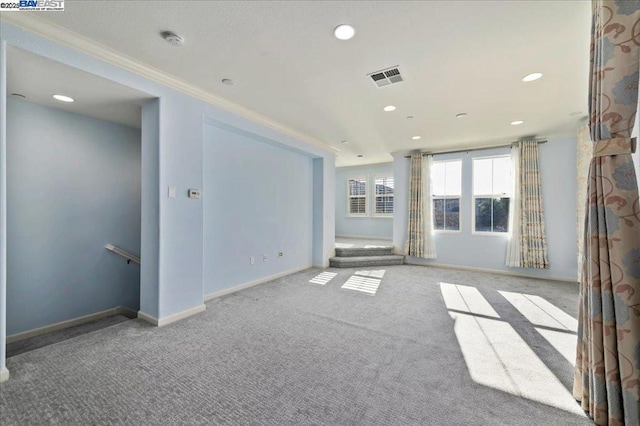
top-left (7, 46), bottom-right (152, 128)
top-left (32, 1), bottom-right (590, 165)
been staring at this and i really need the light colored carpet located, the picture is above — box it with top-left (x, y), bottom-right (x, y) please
top-left (0, 265), bottom-right (590, 425)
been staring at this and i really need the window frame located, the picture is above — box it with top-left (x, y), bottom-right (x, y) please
top-left (372, 173), bottom-right (394, 218)
top-left (346, 174), bottom-right (368, 217)
top-left (431, 159), bottom-right (462, 233)
top-left (471, 154), bottom-right (511, 236)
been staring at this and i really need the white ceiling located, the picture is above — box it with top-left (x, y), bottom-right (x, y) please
top-left (7, 45), bottom-right (152, 128)
top-left (30, 1), bottom-right (590, 165)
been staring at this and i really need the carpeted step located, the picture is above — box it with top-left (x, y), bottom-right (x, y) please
top-left (6, 314), bottom-right (132, 358)
top-left (335, 246), bottom-right (395, 257)
top-left (329, 255), bottom-right (405, 268)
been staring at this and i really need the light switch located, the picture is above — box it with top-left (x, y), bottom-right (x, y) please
top-left (188, 189), bottom-right (201, 199)
top-left (168, 186), bottom-right (176, 198)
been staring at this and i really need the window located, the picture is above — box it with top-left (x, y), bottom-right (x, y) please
top-left (347, 175), bottom-right (367, 215)
top-left (473, 156), bottom-right (511, 233)
top-left (432, 160), bottom-right (462, 231)
top-left (374, 175), bottom-right (394, 215)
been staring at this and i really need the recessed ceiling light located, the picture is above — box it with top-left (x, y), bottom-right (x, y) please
top-left (412, 136), bottom-right (422, 140)
top-left (11, 93), bottom-right (25, 98)
top-left (52, 94), bottom-right (74, 103)
top-left (341, 140), bottom-right (349, 144)
top-left (455, 113), bottom-right (467, 118)
top-left (334, 24), bottom-right (355, 40)
top-left (357, 154), bottom-right (364, 158)
top-left (510, 120), bottom-right (524, 126)
top-left (161, 31), bottom-right (184, 46)
top-left (406, 115), bottom-right (414, 119)
top-left (522, 72), bottom-right (543, 82)
top-left (221, 78), bottom-right (234, 86)
top-left (383, 105), bottom-right (396, 112)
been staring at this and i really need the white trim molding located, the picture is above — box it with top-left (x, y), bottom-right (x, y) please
top-left (0, 367), bottom-right (9, 383)
top-left (136, 311), bottom-right (159, 326)
top-left (0, 14), bottom-right (338, 156)
top-left (137, 304), bottom-right (206, 327)
top-left (336, 235), bottom-right (393, 241)
top-left (205, 265), bottom-right (312, 302)
top-left (6, 307), bottom-right (137, 344)
top-left (404, 258), bottom-right (578, 283)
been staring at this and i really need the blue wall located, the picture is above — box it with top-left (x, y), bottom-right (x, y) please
top-left (203, 124), bottom-right (313, 295)
top-left (6, 99), bottom-right (141, 335)
top-left (140, 99), bottom-right (160, 317)
top-left (335, 163), bottom-right (393, 239)
top-left (393, 137), bottom-right (578, 281)
top-left (0, 22), bottom-right (335, 375)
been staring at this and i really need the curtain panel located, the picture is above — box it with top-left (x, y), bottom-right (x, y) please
top-left (505, 141), bottom-right (549, 268)
top-left (519, 140), bottom-right (549, 269)
top-left (574, 1), bottom-right (640, 424)
top-left (423, 155), bottom-right (437, 258)
top-left (405, 154), bottom-right (425, 257)
top-left (576, 125), bottom-right (593, 282)
top-left (506, 146), bottom-right (522, 267)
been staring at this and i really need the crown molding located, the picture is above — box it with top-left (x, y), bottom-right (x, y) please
top-left (1, 13), bottom-right (338, 154)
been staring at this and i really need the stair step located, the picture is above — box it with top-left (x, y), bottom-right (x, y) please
top-left (335, 246), bottom-right (395, 257)
top-left (6, 314), bottom-right (131, 358)
top-left (329, 255), bottom-right (405, 268)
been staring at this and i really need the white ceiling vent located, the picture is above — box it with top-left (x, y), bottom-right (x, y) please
top-left (368, 66), bottom-right (403, 88)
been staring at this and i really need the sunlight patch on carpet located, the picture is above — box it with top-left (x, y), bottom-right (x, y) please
top-left (535, 328), bottom-right (577, 366)
top-left (499, 291), bottom-right (578, 331)
top-left (342, 276), bottom-right (381, 295)
top-left (309, 271), bottom-right (337, 285)
top-left (440, 282), bottom-right (500, 318)
top-left (450, 311), bottom-right (583, 415)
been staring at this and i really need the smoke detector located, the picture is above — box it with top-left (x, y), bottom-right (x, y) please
top-left (161, 31), bottom-right (184, 47)
top-left (368, 66), bottom-right (404, 88)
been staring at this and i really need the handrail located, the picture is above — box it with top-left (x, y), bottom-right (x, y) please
top-left (105, 244), bottom-right (140, 265)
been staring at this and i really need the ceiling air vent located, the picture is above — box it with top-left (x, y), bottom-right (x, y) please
top-left (368, 66), bottom-right (403, 88)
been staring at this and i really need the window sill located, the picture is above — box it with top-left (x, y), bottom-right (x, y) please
top-left (472, 231), bottom-right (509, 237)
top-left (371, 215), bottom-right (393, 219)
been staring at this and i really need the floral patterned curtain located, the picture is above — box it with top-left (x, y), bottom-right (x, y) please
top-left (505, 140), bottom-right (549, 268)
top-left (422, 155), bottom-right (437, 258)
top-left (574, 1), bottom-right (640, 425)
top-left (576, 125), bottom-right (592, 282)
top-left (521, 140), bottom-right (549, 268)
top-left (405, 154), bottom-right (425, 257)
top-left (505, 146), bottom-right (522, 267)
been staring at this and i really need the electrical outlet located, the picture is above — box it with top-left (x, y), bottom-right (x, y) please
top-left (250, 257), bottom-right (255, 265)
top-left (263, 254), bottom-right (268, 261)
top-left (278, 252), bottom-right (284, 257)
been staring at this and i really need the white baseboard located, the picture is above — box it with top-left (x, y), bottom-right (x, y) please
top-left (404, 258), bottom-right (578, 283)
top-left (336, 235), bottom-right (393, 241)
top-left (6, 306), bottom-right (138, 344)
top-left (0, 367), bottom-right (9, 383)
top-left (137, 304), bottom-right (207, 327)
top-left (204, 264), bottom-right (312, 302)
top-left (136, 311), bottom-right (159, 326)
top-left (312, 263), bottom-right (327, 269)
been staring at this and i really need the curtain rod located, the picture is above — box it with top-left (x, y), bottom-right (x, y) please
top-left (403, 139), bottom-right (547, 158)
